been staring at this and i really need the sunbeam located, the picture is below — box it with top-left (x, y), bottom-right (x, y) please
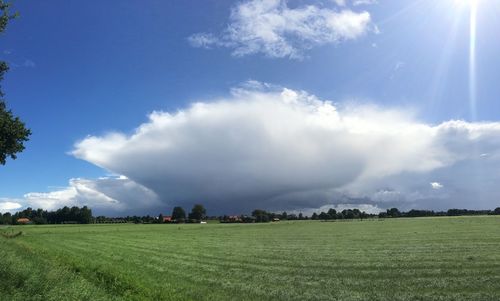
top-left (469, 0), bottom-right (478, 121)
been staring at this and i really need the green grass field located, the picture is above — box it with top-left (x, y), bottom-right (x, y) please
top-left (2, 216), bottom-right (500, 301)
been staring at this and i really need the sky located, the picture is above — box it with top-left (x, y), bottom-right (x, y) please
top-left (1, 0), bottom-right (500, 216)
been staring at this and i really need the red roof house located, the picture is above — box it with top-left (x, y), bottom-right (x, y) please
top-left (17, 218), bottom-right (31, 224)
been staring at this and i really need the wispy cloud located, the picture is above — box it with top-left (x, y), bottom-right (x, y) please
top-left (188, 0), bottom-right (375, 59)
top-left (23, 59), bottom-right (36, 68)
top-left (333, 0), bottom-right (378, 7)
top-left (352, 0), bottom-right (378, 6)
top-left (7, 58), bottom-right (37, 69)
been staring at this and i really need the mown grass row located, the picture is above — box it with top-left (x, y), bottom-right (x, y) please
top-left (2, 217), bottom-right (500, 300)
top-left (1, 229), bottom-right (23, 238)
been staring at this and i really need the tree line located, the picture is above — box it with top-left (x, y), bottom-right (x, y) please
top-left (3, 205), bottom-right (500, 225)
top-left (220, 208), bottom-right (372, 223)
top-left (220, 207), bottom-right (500, 223)
top-left (0, 206), bottom-right (93, 225)
top-left (94, 204), bottom-right (207, 224)
top-left (378, 207), bottom-right (500, 218)
top-left (220, 209), bottom-right (307, 223)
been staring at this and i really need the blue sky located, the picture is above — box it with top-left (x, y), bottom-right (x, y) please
top-left (1, 0), bottom-right (500, 215)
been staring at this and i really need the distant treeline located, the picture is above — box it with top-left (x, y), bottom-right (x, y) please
top-left (0, 206), bottom-right (92, 225)
top-left (219, 209), bottom-right (371, 223)
top-left (94, 204), bottom-right (208, 224)
top-left (94, 215), bottom-right (158, 224)
top-left (221, 207), bottom-right (500, 223)
top-left (377, 207), bottom-right (500, 218)
top-left (3, 205), bottom-right (500, 225)
top-left (309, 207), bottom-right (500, 221)
top-left (220, 209), bottom-right (308, 223)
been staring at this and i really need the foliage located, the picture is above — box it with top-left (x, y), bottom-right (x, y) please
top-left (1, 206), bottom-right (93, 225)
top-left (171, 206), bottom-right (186, 222)
top-left (188, 204), bottom-right (206, 221)
top-left (0, 1), bottom-right (31, 165)
top-left (0, 0), bottom-right (17, 33)
top-left (378, 208), bottom-right (498, 219)
top-left (4, 205), bottom-right (500, 226)
top-left (95, 215), bottom-right (158, 224)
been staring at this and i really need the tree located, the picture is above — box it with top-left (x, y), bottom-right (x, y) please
top-left (80, 206), bottom-right (92, 224)
top-left (188, 204), bottom-right (206, 221)
top-left (32, 216), bottom-right (47, 224)
top-left (343, 209), bottom-right (355, 219)
top-left (251, 209), bottom-right (270, 223)
top-left (0, 1), bottom-right (30, 165)
top-left (327, 208), bottom-right (337, 220)
top-left (387, 208), bottom-right (401, 218)
top-left (171, 206), bottom-right (186, 222)
top-left (318, 211), bottom-right (328, 220)
top-left (0, 1), bottom-right (17, 33)
top-left (352, 209), bottom-right (361, 219)
top-left (378, 212), bottom-right (388, 218)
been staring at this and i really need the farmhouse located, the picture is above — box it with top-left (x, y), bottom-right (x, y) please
top-left (17, 218), bottom-right (31, 224)
top-left (163, 216), bottom-right (172, 223)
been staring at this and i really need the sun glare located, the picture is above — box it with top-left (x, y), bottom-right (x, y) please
top-left (449, 0), bottom-right (481, 120)
top-left (452, 0), bottom-right (481, 120)
top-left (468, 0), bottom-right (478, 120)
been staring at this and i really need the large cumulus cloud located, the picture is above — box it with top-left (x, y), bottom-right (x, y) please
top-left (66, 84), bottom-right (500, 214)
top-left (5, 84), bottom-right (500, 215)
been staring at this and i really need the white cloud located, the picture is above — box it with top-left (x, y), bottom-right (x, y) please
top-left (187, 33), bottom-right (220, 49)
top-left (332, 0), bottom-right (347, 6)
top-left (61, 83), bottom-right (500, 214)
top-left (0, 201), bottom-right (23, 213)
top-left (3, 177), bottom-right (162, 216)
top-left (188, 0), bottom-right (374, 59)
top-left (5, 84), bottom-right (500, 215)
top-left (430, 182), bottom-right (444, 190)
